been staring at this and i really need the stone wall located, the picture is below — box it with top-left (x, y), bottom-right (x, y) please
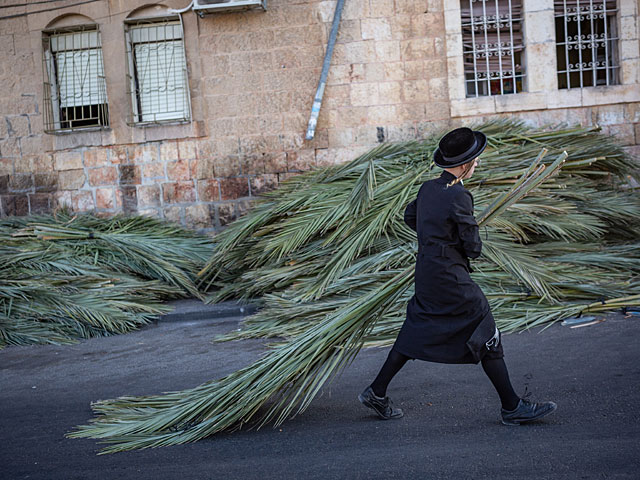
top-left (0, 0), bottom-right (638, 232)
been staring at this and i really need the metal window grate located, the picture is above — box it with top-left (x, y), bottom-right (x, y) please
top-left (125, 19), bottom-right (191, 125)
top-left (42, 26), bottom-right (109, 133)
top-left (555, 0), bottom-right (619, 89)
top-left (461, 0), bottom-right (525, 97)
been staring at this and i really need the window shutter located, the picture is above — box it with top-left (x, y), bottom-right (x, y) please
top-left (130, 23), bottom-right (189, 123)
top-left (51, 31), bottom-right (107, 108)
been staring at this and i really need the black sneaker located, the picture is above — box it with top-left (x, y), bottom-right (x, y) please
top-left (501, 398), bottom-right (557, 426)
top-left (358, 386), bottom-right (404, 420)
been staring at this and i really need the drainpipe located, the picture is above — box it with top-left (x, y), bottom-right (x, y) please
top-left (305, 0), bottom-right (345, 141)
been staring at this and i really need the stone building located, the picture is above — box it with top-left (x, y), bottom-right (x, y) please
top-left (0, 0), bottom-right (638, 231)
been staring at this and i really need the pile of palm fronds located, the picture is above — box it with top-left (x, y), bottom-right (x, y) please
top-left (0, 212), bottom-right (213, 347)
top-left (70, 121), bottom-right (640, 453)
top-left (202, 121), bottom-right (640, 343)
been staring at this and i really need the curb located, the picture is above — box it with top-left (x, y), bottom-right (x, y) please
top-left (159, 299), bottom-right (258, 323)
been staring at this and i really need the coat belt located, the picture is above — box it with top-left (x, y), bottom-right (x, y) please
top-left (418, 244), bottom-right (459, 257)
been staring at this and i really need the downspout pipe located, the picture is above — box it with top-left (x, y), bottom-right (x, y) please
top-left (305, 0), bottom-right (345, 141)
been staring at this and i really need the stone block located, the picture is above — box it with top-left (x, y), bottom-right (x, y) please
top-left (83, 149), bottom-right (109, 167)
top-left (29, 193), bottom-right (51, 214)
top-left (1, 194), bottom-right (29, 216)
top-left (400, 38), bottom-right (436, 61)
top-left (634, 123), bottom-right (640, 144)
top-left (9, 174), bottom-right (32, 192)
top-left (334, 19), bottom-right (361, 44)
top-left (197, 179), bottom-right (221, 202)
top-left (95, 188), bottom-right (115, 210)
top-left (329, 128), bottom-right (355, 148)
top-left (137, 185), bottom-right (161, 207)
top-left (595, 105), bottom-right (626, 126)
top-left (220, 177), bottom-right (250, 200)
top-left (602, 124), bottom-right (635, 146)
top-left (214, 155), bottom-right (243, 177)
top-left (142, 162), bottom-right (166, 180)
top-left (351, 83), bottom-right (380, 107)
top-left (119, 165), bottom-right (142, 185)
top-left (108, 146), bottom-right (129, 165)
top-left (361, 18), bottom-right (393, 41)
top-left (71, 191), bottom-right (94, 212)
top-left (26, 154), bottom-right (54, 174)
top-left (131, 144), bottom-right (158, 164)
top-left (7, 115), bottom-right (30, 137)
top-left (58, 169), bottom-right (86, 190)
top-left (0, 175), bottom-right (8, 194)
top-left (368, 105), bottom-right (398, 124)
top-left (362, 63), bottom-right (385, 83)
top-left (386, 125), bottom-right (418, 142)
top-left (119, 186), bottom-right (138, 213)
top-left (426, 101), bottom-right (451, 121)
top-left (383, 62), bottom-right (405, 82)
top-left (280, 133), bottom-right (305, 151)
top-left (287, 149), bottom-right (315, 171)
top-left (397, 103), bottom-right (427, 123)
top-left (167, 160), bottom-right (191, 181)
top-left (179, 140), bottom-right (197, 160)
top-left (238, 155), bottom-right (263, 175)
top-left (353, 125), bottom-right (379, 146)
top-left (1, 138), bottom-right (21, 158)
top-left (619, 16), bottom-right (637, 42)
top-left (328, 106), bottom-right (369, 128)
top-left (163, 181), bottom-right (196, 204)
top-left (428, 77), bottom-right (449, 101)
top-left (52, 191), bottom-right (72, 209)
top-left (163, 206), bottom-right (183, 224)
top-left (196, 157), bottom-right (216, 180)
top-left (185, 204), bottom-right (213, 229)
top-left (403, 79), bottom-right (431, 102)
top-left (623, 145), bottom-right (640, 162)
top-left (524, 10), bottom-right (556, 44)
top-left (88, 167), bottom-right (118, 186)
top-left (333, 41), bottom-right (377, 65)
top-left (263, 152), bottom-right (288, 174)
top-left (138, 208), bottom-right (161, 219)
top-left (54, 151), bottom-right (83, 171)
top-left (216, 202), bottom-right (236, 226)
top-left (249, 174), bottom-right (279, 195)
top-left (236, 199), bottom-right (254, 217)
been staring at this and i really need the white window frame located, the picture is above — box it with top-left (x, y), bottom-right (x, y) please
top-left (124, 17), bottom-right (192, 126)
top-left (445, 0), bottom-right (640, 117)
top-left (42, 25), bottom-right (109, 133)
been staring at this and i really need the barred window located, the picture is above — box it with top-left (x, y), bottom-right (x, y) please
top-left (461, 0), bottom-right (525, 97)
top-left (555, 0), bottom-right (619, 88)
top-left (42, 27), bottom-right (109, 133)
top-left (125, 19), bottom-right (191, 125)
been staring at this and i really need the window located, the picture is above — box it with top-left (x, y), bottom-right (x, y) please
top-left (555, 0), bottom-right (619, 88)
top-left (125, 19), bottom-right (191, 124)
top-left (461, 0), bottom-right (525, 97)
top-left (42, 26), bottom-right (109, 132)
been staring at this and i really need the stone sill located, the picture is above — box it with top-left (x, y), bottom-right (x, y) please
top-left (451, 84), bottom-right (640, 118)
top-left (45, 126), bottom-right (110, 136)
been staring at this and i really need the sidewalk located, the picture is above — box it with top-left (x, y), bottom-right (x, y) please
top-left (1, 307), bottom-right (639, 480)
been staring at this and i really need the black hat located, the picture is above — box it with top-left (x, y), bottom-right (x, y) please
top-left (433, 127), bottom-right (487, 168)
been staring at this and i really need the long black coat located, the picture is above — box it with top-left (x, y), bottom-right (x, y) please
top-left (393, 170), bottom-right (502, 364)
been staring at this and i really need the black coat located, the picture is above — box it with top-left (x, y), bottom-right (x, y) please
top-left (393, 171), bottom-right (502, 364)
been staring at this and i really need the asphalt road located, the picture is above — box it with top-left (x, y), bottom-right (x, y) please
top-left (1, 313), bottom-right (639, 480)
